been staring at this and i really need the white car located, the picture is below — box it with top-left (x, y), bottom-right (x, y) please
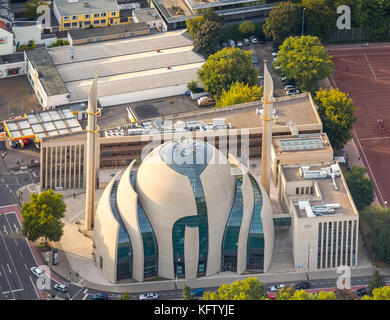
top-left (270, 284), bottom-right (286, 292)
top-left (54, 283), bottom-right (68, 293)
top-left (228, 39), bottom-right (235, 47)
top-left (237, 40), bottom-right (243, 47)
top-left (286, 89), bottom-right (301, 95)
top-left (30, 266), bottom-right (44, 278)
top-left (139, 292), bottom-right (159, 300)
top-left (284, 84), bottom-right (297, 91)
top-left (249, 36), bottom-right (258, 44)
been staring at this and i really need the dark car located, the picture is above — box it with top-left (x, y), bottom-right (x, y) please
top-left (92, 293), bottom-right (108, 300)
top-left (356, 287), bottom-right (369, 297)
top-left (295, 282), bottom-right (311, 290)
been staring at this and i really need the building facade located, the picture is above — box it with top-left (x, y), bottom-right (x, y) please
top-left (93, 139), bottom-right (275, 282)
top-left (0, 20), bottom-right (13, 55)
top-left (53, 0), bottom-right (131, 31)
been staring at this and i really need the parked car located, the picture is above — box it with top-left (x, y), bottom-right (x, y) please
top-left (236, 40), bottom-right (243, 47)
top-left (244, 38), bottom-right (250, 46)
top-left (356, 287), bottom-right (369, 297)
top-left (30, 266), bottom-right (43, 278)
top-left (222, 42), bottom-right (228, 48)
top-left (190, 288), bottom-right (204, 297)
top-left (228, 39), bottom-right (235, 47)
top-left (294, 282), bottom-right (311, 290)
top-left (249, 35), bottom-right (258, 44)
top-left (267, 293), bottom-right (276, 300)
top-left (54, 283), bottom-right (68, 293)
top-left (92, 293), bottom-right (108, 300)
top-left (270, 284), bottom-right (285, 292)
top-left (286, 89), bottom-right (301, 95)
top-left (139, 292), bottom-right (159, 300)
top-left (284, 84), bottom-right (297, 91)
top-left (197, 96), bottom-right (216, 107)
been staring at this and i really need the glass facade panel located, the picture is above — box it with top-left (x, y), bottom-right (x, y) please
top-left (110, 181), bottom-right (132, 281)
top-left (160, 140), bottom-right (211, 278)
top-left (130, 172), bottom-right (158, 279)
top-left (221, 165), bottom-right (243, 272)
top-left (247, 174), bottom-right (264, 270)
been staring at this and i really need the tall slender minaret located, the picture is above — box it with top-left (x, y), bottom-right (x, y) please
top-left (260, 60), bottom-right (274, 196)
top-left (85, 72), bottom-right (99, 231)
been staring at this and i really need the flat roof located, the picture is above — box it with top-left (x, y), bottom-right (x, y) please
top-left (4, 107), bottom-right (82, 143)
top-left (0, 52), bottom-right (24, 64)
top-left (169, 93), bottom-right (322, 131)
top-left (46, 30), bottom-right (203, 102)
top-left (282, 163), bottom-right (357, 218)
top-left (25, 48), bottom-right (69, 97)
top-left (273, 133), bottom-right (332, 154)
top-left (53, 0), bottom-right (119, 16)
top-left (132, 8), bottom-right (162, 22)
top-left (68, 22), bottom-right (149, 41)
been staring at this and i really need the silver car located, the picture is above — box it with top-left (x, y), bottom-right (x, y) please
top-left (54, 283), bottom-right (68, 293)
top-left (30, 266), bottom-right (43, 278)
top-left (139, 292), bottom-right (159, 300)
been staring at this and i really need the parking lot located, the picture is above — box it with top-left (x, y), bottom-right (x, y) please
top-left (0, 76), bottom-right (41, 122)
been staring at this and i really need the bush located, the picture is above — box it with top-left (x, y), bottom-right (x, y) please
top-left (188, 80), bottom-right (198, 92)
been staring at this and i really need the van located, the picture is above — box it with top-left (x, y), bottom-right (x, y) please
top-left (197, 96), bottom-right (215, 107)
top-left (190, 288), bottom-right (204, 297)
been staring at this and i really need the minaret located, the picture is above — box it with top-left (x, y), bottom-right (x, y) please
top-left (260, 60), bottom-right (274, 196)
top-left (85, 72), bottom-right (99, 231)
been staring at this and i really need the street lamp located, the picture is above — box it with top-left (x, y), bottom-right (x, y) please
top-left (302, 7), bottom-right (306, 36)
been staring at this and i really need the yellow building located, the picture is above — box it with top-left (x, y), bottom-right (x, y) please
top-left (53, 0), bottom-right (132, 31)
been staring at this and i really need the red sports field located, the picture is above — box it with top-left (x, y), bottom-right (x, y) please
top-left (328, 43), bottom-right (390, 206)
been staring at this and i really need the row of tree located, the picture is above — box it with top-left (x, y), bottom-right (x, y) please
top-left (263, 0), bottom-right (390, 45)
top-left (183, 274), bottom-right (390, 300)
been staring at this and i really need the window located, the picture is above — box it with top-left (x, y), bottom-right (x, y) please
top-left (101, 19), bottom-right (106, 24)
top-left (111, 11), bottom-right (117, 16)
top-left (72, 16), bottom-right (78, 20)
top-left (64, 16), bottom-right (70, 21)
top-left (71, 22), bottom-right (77, 27)
top-left (94, 13), bottom-right (100, 18)
top-left (101, 12), bottom-right (107, 17)
top-left (85, 14), bottom-right (90, 19)
top-left (296, 187), bottom-right (299, 195)
top-left (94, 20), bottom-right (100, 25)
top-left (99, 256), bottom-right (103, 269)
top-left (305, 186), bottom-right (310, 194)
top-left (64, 23), bottom-right (71, 28)
top-left (300, 187), bottom-right (304, 194)
top-left (84, 21), bottom-right (91, 26)
top-left (109, 18), bottom-right (113, 24)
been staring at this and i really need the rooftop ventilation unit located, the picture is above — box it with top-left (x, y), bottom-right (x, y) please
top-left (299, 163), bottom-right (341, 190)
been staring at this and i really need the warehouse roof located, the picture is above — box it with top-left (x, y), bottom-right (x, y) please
top-left (53, 0), bottom-right (119, 16)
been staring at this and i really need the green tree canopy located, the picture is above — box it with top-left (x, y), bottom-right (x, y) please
top-left (361, 286), bottom-right (390, 300)
top-left (360, 205), bottom-right (390, 263)
top-left (239, 21), bottom-right (256, 37)
top-left (345, 166), bottom-right (374, 211)
top-left (197, 47), bottom-right (257, 99)
top-left (368, 270), bottom-right (386, 295)
top-left (263, 1), bottom-right (302, 45)
top-left (120, 291), bottom-right (132, 300)
top-left (314, 88), bottom-right (356, 151)
top-left (193, 20), bottom-right (223, 56)
top-left (21, 189), bottom-right (66, 243)
top-left (25, 0), bottom-right (46, 20)
top-left (203, 277), bottom-right (267, 300)
top-left (216, 81), bottom-right (262, 108)
top-left (274, 36), bottom-right (333, 92)
top-left (360, 0), bottom-right (390, 40)
top-left (274, 287), bottom-right (337, 300)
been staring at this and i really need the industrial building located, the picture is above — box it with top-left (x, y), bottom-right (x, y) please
top-left (25, 30), bottom-right (205, 108)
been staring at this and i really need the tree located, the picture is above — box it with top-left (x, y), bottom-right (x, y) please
top-left (301, 0), bottom-right (338, 40)
top-left (239, 21), bottom-right (256, 37)
top-left (263, 1), bottom-right (302, 45)
top-left (345, 166), bottom-right (374, 211)
top-left (314, 88), bottom-right (356, 151)
top-left (21, 189), bottom-right (66, 244)
top-left (275, 288), bottom-right (336, 300)
top-left (360, 205), bottom-right (390, 263)
top-left (274, 36), bottom-right (333, 92)
top-left (193, 20), bottom-right (223, 56)
top-left (275, 285), bottom-right (296, 300)
top-left (203, 277), bottom-right (267, 300)
top-left (368, 269), bottom-right (386, 295)
top-left (197, 47), bottom-right (257, 99)
top-left (120, 291), bottom-right (132, 300)
top-left (186, 16), bottom-right (207, 39)
top-left (360, 0), bottom-right (390, 40)
top-left (25, 0), bottom-right (46, 20)
top-left (361, 286), bottom-right (390, 300)
top-left (216, 81), bottom-right (262, 107)
top-left (183, 285), bottom-right (195, 300)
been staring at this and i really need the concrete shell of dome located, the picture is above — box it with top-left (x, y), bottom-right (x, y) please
top-left (135, 141), bottom-right (236, 279)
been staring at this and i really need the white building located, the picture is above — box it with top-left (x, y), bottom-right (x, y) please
top-left (0, 20), bottom-right (13, 55)
top-left (132, 8), bottom-right (164, 31)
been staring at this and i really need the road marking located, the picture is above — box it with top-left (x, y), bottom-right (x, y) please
top-left (71, 287), bottom-right (84, 300)
top-left (19, 251), bottom-right (23, 258)
top-left (82, 294), bottom-right (88, 300)
top-left (24, 263), bottom-right (28, 271)
top-left (14, 224), bottom-right (19, 233)
top-left (7, 264), bottom-right (11, 274)
top-left (32, 172), bottom-right (37, 178)
top-left (364, 54), bottom-right (377, 79)
top-left (29, 276), bottom-right (40, 299)
top-left (83, 288), bottom-right (88, 294)
top-left (3, 226), bottom-right (7, 235)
